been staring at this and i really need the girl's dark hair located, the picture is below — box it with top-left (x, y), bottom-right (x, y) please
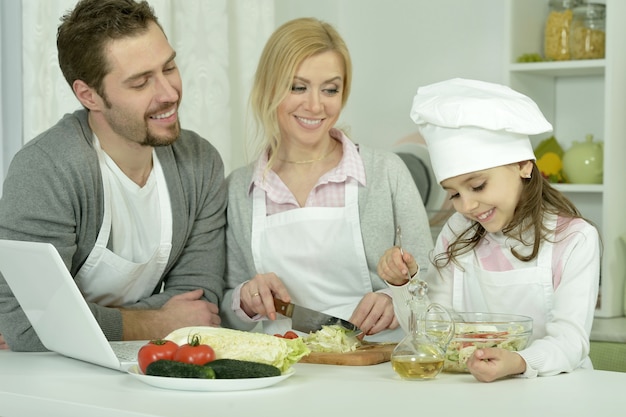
top-left (57, 0), bottom-right (161, 99)
top-left (434, 162), bottom-right (590, 268)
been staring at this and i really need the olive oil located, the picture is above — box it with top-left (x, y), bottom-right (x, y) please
top-left (391, 355), bottom-right (444, 380)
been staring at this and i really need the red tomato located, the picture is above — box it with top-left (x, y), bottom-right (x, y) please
top-left (283, 331), bottom-right (299, 339)
top-left (274, 333), bottom-right (284, 338)
top-left (137, 339), bottom-right (179, 374)
top-left (173, 334), bottom-right (215, 365)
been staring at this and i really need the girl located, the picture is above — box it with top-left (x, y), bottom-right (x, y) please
top-left (378, 78), bottom-right (600, 381)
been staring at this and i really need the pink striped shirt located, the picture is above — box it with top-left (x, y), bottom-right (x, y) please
top-left (249, 129), bottom-right (366, 215)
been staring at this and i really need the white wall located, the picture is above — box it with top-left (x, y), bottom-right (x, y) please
top-left (274, 0), bottom-right (506, 153)
top-left (0, 0), bottom-right (507, 185)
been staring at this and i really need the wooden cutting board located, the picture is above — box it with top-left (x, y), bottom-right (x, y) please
top-left (299, 343), bottom-right (396, 366)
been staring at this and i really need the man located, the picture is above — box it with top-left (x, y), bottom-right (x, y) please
top-left (0, 0), bottom-right (226, 351)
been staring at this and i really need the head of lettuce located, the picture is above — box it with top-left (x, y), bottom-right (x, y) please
top-left (165, 327), bottom-right (310, 373)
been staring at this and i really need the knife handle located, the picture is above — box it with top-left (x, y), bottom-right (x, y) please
top-left (273, 298), bottom-right (294, 318)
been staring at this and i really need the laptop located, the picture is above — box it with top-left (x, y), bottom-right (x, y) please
top-left (0, 239), bottom-right (145, 371)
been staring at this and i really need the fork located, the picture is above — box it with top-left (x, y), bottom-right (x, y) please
top-left (395, 226), bottom-right (428, 299)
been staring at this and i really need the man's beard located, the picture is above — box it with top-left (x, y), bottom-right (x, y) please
top-left (100, 91), bottom-right (182, 147)
top-left (103, 104), bottom-right (182, 148)
top-left (141, 119), bottom-right (181, 147)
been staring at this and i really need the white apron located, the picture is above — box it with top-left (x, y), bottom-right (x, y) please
top-left (452, 219), bottom-right (556, 342)
top-left (251, 180), bottom-right (403, 342)
top-left (75, 147), bottom-right (173, 307)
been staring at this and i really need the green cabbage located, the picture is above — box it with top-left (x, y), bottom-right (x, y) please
top-left (303, 325), bottom-right (360, 353)
top-left (165, 326), bottom-right (310, 373)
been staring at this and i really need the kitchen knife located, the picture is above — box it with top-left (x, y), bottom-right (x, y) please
top-left (273, 298), bottom-right (362, 336)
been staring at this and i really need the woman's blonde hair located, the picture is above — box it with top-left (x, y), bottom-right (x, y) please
top-left (249, 17), bottom-right (352, 169)
top-left (433, 162), bottom-right (595, 268)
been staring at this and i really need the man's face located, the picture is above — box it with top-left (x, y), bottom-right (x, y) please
top-left (97, 21), bottom-right (182, 147)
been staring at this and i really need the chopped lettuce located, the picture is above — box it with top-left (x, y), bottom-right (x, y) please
top-left (165, 326), bottom-right (310, 373)
top-left (443, 324), bottom-right (530, 373)
top-left (303, 325), bottom-right (360, 353)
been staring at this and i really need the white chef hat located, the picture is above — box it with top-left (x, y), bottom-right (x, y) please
top-left (409, 78), bottom-right (553, 183)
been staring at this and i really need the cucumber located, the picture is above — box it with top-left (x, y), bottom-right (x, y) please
top-left (146, 359), bottom-right (216, 379)
top-left (207, 359), bottom-right (281, 379)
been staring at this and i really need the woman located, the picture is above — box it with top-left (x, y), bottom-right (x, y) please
top-left (378, 78), bottom-right (600, 380)
top-left (219, 17), bottom-right (432, 341)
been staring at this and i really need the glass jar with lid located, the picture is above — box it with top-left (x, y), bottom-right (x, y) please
top-left (570, 3), bottom-right (606, 60)
top-left (544, 0), bottom-right (582, 61)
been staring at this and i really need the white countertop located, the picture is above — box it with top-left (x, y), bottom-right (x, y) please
top-left (0, 350), bottom-right (625, 417)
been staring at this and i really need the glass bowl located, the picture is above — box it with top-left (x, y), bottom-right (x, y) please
top-left (435, 312), bottom-right (533, 373)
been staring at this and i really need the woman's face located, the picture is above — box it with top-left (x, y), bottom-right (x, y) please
top-left (441, 162), bottom-right (532, 233)
top-left (277, 51), bottom-right (344, 148)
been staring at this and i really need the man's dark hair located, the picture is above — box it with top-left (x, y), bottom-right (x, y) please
top-left (57, 0), bottom-right (162, 98)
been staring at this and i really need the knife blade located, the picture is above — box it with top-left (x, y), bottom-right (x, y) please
top-left (273, 298), bottom-right (362, 336)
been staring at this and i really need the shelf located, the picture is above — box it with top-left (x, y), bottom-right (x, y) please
top-left (507, 0), bottom-right (626, 318)
top-left (552, 183), bottom-right (604, 193)
top-left (509, 60), bottom-right (605, 77)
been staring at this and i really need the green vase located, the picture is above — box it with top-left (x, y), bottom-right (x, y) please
top-left (562, 134), bottom-right (603, 184)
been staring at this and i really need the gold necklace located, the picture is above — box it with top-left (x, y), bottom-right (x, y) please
top-left (278, 141), bottom-right (338, 164)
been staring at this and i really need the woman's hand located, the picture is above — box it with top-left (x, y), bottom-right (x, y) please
top-left (241, 273), bottom-right (291, 320)
top-left (377, 246), bottom-right (418, 286)
top-left (465, 348), bottom-right (527, 382)
top-left (349, 292), bottom-right (398, 336)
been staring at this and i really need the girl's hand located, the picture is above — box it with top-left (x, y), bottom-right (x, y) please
top-left (377, 246), bottom-right (418, 286)
top-left (465, 348), bottom-right (527, 382)
top-left (241, 273), bottom-right (290, 320)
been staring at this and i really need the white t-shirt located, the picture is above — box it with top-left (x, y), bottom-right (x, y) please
top-left (99, 146), bottom-right (161, 263)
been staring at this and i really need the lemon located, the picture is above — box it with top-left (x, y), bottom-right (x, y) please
top-left (537, 152), bottom-right (563, 182)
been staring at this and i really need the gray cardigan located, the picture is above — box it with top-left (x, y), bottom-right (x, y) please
top-left (0, 109), bottom-right (227, 351)
top-left (220, 145), bottom-right (433, 330)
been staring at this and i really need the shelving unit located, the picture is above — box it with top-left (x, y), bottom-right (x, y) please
top-left (505, 0), bottom-right (626, 319)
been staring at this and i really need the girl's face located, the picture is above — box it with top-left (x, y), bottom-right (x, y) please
top-left (277, 51), bottom-right (344, 148)
top-left (441, 161), bottom-right (532, 233)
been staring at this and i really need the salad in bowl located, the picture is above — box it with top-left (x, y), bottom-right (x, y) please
top-left (436, 312), bottom-right (533, 373)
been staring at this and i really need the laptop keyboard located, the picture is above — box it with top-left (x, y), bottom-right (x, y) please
top-left (110, 340), bottom-right (145, 362)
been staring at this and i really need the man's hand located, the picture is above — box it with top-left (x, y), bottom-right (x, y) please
top-left (0, 333), bottom-right (9, 350)
top-left (120, 289), bottom-right (220, 340)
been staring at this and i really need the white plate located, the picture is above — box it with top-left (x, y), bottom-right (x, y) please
top-left (127, 365), bottom-right (295, 392)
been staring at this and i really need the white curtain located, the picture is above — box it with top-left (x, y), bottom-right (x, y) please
top-left (1, 0), bottom-right (23, 197)
top-left (18, 0), bottom-right (274, 175)
top-left (0, 6), bottom-right (3, 197)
